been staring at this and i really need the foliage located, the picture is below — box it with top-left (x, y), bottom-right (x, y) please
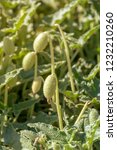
top-left (0, 0), bottom-right (100, 149)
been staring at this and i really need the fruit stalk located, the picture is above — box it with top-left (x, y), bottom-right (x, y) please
top-left (29, 54), bottom-right (38, 117)
top-left (34, 53), bottom-right (38, 79)
top-left (55, 75), bottom-right (63, 130)
top-left (55, 24), bottom-right (75, 93)
top-left (49, 35), bottom-right (55, 75)
top-left (49, 35), bottom-right (63, 130)
top-left (74, 101), bottom-right (89, 125)
top-left (4, 85), bottom-right (8, 121)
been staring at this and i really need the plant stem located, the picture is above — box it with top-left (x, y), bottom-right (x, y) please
top-left (29, 99), bottom-right (35, 117)
top-left (4, 85), bottom-right (8, 121)
top-left (74, 101), bottom-right (89, 125)
top-left (30, 53), bottom-right (38, 118)
top-left (55, 76), bottom-right (63, 130)
top-left (34, 53), bottom-right (38, 79)
top-left (49, 35), bottom-right (63, 130)
top-left (55, 24), bottom-right (75, 93)
top-left (49, 35), bottom-right (55, 75)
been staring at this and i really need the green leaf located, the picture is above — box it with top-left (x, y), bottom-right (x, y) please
top-left (81, 78), bottom-right (100, 98)
top-left (20, 130), bottom-right (35, 150)
top-left (84, 63), bottom-right (100, 81)
top-left (28, 122), bottom-right (67, 144)
top-left (20, 130), bottom-right (36, 141)
top-left (63, 90), bottom-right (79, 101)
top-left (39, 61), bottom-right (66, 75)
top-left (33, 111), bottom-right (57, 124)
top-left (83, 119), bottom-right (100, 150)
top-left (0, 101), bottom-right (5, 110)
top-left (2, 13), bottom-right (27, 33)
top-left (13, 99), bottom-right (39, 116)
top-left (0, 68), bottom-right (22, 89)
top-left (0, 0), bottom-right (19, 9)
top-left (3, 124), bottom-right (21, 150)
top-left (51, 0), bottom-right (79, 25)
top-left (1, 2), bottom-right (41, 34)
top-left (14, 13), bottom-right (27, 31)
top-left (70, 25), bottom-right (100, 49)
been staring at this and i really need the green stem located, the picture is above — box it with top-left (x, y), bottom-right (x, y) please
top-left (55, 24), bottom-right (75, 93)
top-left (55, 76), bottom-right (63, 130)
top-left (4, 85), bottom-right (8, 107)
top-left (29, 53), bottom-right (38, 118)
top-left (4, 85), bottom-right (8, 121)
top-left (34, 53), bottom-right (38, 79)
top-left (74, 101), bottom-right (89, 125)
top-left (49, 35), bottom-right (55, 75)
top-left (29, 101), bottom-right (35, 117)
top-left (49, 35), bottom-right (63, 130)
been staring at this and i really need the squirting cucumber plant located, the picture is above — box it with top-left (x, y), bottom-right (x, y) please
top-left (0, 0), bottom-right (100, 150)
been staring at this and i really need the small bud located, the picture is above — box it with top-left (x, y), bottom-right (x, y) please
top-left (32, 76), bottom-right (42, 94)
top-left (3, 37), bottom-right (15, 55)
top-left (89, 108), bottom-right (99, 124)
top-left (22, 52), bottom-right (36, 71)
top-left (38, 134), bottom-right (47, 144)
top-left (43, 74), bottom-right (56, 100)
top-left (33, 32), bottom-right (48, 53)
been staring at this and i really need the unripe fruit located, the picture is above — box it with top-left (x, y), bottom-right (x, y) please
top-left (33, 32), bottom-right (48, 53)
top-left (32, 76), bottom-right (42, 94)
top-left (3, 37), bottom-right (15, 55)
top-left (22, 52), bottom-right (36, 71)
top-left (89, 108), bottom-right (99, 124)
top-left (43, 74), bottom-right (56, 100)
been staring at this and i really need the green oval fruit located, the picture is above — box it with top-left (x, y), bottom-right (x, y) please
top-left (32, 76), bottom-right (42, 94)
top-left (89, 108), bottom-right (99, 124)
top-left (22, 52), bottom-right (36, 71)
top-left (33, 32), bottom-right (48, 53)
top-left (43, 74), bottom-right (56, 100)
top-left (3, 37), bottom-right (15, 55)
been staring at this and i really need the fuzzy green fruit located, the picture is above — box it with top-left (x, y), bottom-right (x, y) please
top-left (89, 108), bottom-right (99, 124)
top-left (43, 74), bottom-right (56, 100)
top-left (32, 76), bottom-right (42, 94)
top-left (22, 52), bottom-right (36, 71)
top-left (3, 37), bottom-right (15, 55)
top-left (33, 32), bottom-right (48, 53)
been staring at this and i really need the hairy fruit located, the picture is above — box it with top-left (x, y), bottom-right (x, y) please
top-left (43, 74), bottom-right (56, 100)
top-left (22, 52), bottom-right (36, 71)
top-left (33, 32), bottom-right (48, 53)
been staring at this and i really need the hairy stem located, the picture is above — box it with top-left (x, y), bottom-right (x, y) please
top-left (49, 35), bottom-right (55, 75)
top-left (49, 35), bottom-right (63, 130)
top-left (4, 85), bottom-right (8, 121)
top-left (34, 53), bottom-right (38, 79)
top-left (30, 53), bottom-right (38, 118)
top-left (55, 24), bottom-right (75, 93)
top-left (74, 101), bottom-right (89, 125)
top-left (55, 76), bottom-right (63, 130)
